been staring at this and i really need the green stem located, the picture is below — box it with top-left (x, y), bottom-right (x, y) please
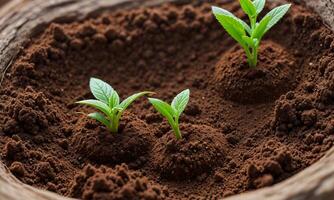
top-left (252, 46), bottom-right (258, 68)
top-left (250, 17), bottom-right (257, 32)
top-left (110, 119), bottom-right (119, 133)
top-left (244, 46), bottom-right (258, 68)
top-left (247, 15), bottom-right (258, 68)
top-left (110, 114), bottom-right (120, 133)
top-left (244, 47), bottom-right (255, 68)
top-left (172, 118), bottom-right (182, 140)
top-left (172, 124), bottom-right (182, 140)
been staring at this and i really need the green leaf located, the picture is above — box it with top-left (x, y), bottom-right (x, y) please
top-left (109, 90), bottom-right (120, 108)
top-left (89, 78), bottom-right (114, 104)
top-left (149, 98), bottom-right (176, 120)
top-left (213, 13), bottom-right (247, 47)
top-left (88, 112), bottom-right (111, 129)
top-left (118, 91), bottom-right (153, 110)
top-left (264, 4), bottom-right (291, 32)
top-left (76, 99), bottom-right (112, 118)
top-left (252, 15), bottom-right (271, 39)
top-left (253, 0), bottom-right (265, 14)
top-left (241, 21), bottom-right (252, 36)
top-left (171, 89), bottom-right (190, 116)
top-left (239, 0), bottom-right (257, 17)
top-left (242, 35), bottom-right (255, 47)
top-left (212, 6), bottom-right (251, 35)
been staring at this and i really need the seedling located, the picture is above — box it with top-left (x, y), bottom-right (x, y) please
top-left (77, 78), bottom-right (152, 133)
top-left (212, 0), bottom-right (291, 68)
top-left (149, 89), bottom-right (190, 139)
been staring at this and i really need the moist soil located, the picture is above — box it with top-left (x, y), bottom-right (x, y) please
top-left (1, 0), bottom-right (334, 199)
top-left (0, 0), bottom-right (8, 7)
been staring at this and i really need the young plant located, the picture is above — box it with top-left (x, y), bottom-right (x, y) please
top-left (77, 78), bottom-right (152, 133)
top-left (212, 0), bottom-right (291, 68)
top-left (148, 89), bottom-right (190, 140)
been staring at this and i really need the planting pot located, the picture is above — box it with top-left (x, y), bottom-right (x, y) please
top-left (0, 0), bottom-right (334, 199)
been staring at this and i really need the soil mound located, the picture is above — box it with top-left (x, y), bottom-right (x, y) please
top-left (214, 41), bottom-right (296, 104)
top-left (152, 124), bottom-right (227, 180)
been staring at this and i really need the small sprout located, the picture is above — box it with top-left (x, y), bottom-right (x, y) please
top-left (77, 77), bottom-right (152, 133)
top-left (149, 89), bottom-right (190, 139)
top-left (212, 0), bottom-right (291, 68)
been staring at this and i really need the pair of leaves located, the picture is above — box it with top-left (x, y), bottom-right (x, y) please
top-left (212, 2), bottom-right (291, 46)
top-left (212, 6), bottom-right (267, 48)
top-left (239, 0), bottom-right (266, 17)
top-left (149, 89), bottom-right (190, 138)
top-left (212, 1), bottom-right (290, 68)
top-left (149, 89), bottom-right (190, 120)
top-left (77, 78), bottom-right (152, 132)
top-left (88, 78), bottom-right (152, 111)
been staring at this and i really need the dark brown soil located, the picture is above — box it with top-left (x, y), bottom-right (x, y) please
top-left (0, 0), bottom-right (8, 7)
top-left (152, 124), bottom-right (227, 180)
top-left (69, 164), bottom-right (166, 200)
top-left (214, 41), bottom-right (296, 104)
top-left (0, 0), bottom-right (334, 199)
top-left (71, 113), bottom-right (152, 166)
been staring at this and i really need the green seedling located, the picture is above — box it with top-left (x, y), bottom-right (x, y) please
top-left (212, 0), bottom-right (291, 68)
top-left (149, 89), bottom-right (190, 139)
top-left (77, 77), bottom-right (152, 133)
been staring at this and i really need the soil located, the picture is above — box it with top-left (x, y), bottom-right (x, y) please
top-left (0, 0), bottom-right (334, 199)
top-left (0, 0), bottom-right (8, 7)
top-left (214, 41), bottom-right (296, 104)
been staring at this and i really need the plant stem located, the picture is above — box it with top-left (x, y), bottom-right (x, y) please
top-left (246, 16), bottom-right (258, 68)
top-left (250, 17), bottom-right (256, 32)
top-left (252, 46), bottom-right (258, 68)
top-left (244, 47), bottom-right (256, 68)
top-left (110, 117), bottom-right (119, 133)
top-left (244, 46), bottom-right (258, 68)
top-left (172, 119), bottom-right (182, 139)
top-left (172, 125), bottom-right (182, 140)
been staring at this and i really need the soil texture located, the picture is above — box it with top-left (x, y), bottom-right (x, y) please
top-left (1, 0), bottom-right (334, 199)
